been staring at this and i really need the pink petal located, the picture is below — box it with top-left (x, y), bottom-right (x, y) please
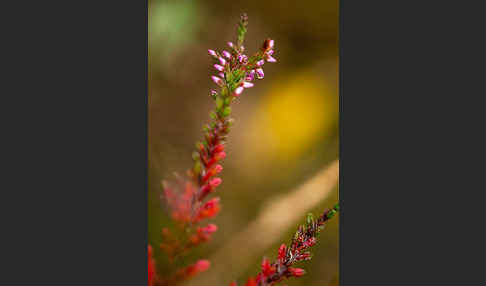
top-left (245, 69), bottom-right (255, 81)
top-left (266, 56), bottom-right (277, 63)
top-left (218, 57), bottom-right (226, 66)
top-left (211, 76), bottom-right (223, 86)
top-left (242, 82), bottom-right (254, 88)
top-left (214, 64), bottom-right (224, 72)
top-left (208, 49), bottom-right (217, 57)
top-left (256, 68), bottom-right (264, 79)
top-left (222, 50), bottom-right (231, 59)
top-left (234, 86), bottom-right (244, 96)
top-left (268, 39), bottom-right (274, 49)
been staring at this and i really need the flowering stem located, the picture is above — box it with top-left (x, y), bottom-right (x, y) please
top-left (155, 13), bottom-right (278, 286)
top-left (232, 204), bottom-right (339, 286)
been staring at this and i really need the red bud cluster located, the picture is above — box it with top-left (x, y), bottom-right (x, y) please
top-left (231, 205), bottom-right (339, 286)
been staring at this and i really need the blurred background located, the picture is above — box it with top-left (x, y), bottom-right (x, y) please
top-left (148, 0), bottom-right (339, 285)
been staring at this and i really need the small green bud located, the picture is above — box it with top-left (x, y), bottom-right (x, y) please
top-left (226, 72), bottom-right (233, 83)
top-left (194, 161), bottom-right (201, 175)
top-left (306, 213), bottom-right (314, 226)
top-left (216, 97), bottom-right (223, 110)
top-left (222, 106), bottom-right (231, 117)
top-left (327, 209), bottom-right (336, 219)
top-left (293, 231), bottom-right (300, 241)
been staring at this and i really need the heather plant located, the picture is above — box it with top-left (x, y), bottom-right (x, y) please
top-left (230, 205), bottom-right (340, 286)
top-left (149, 13), bottom-right (338, 286)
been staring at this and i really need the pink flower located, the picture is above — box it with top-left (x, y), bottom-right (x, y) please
top-left (234, 86), bottom-right (244, 96)
top-left (208, 49), bottom-right (217, 57)
top-left (246, 70), bottom-right (256, 81)
top-left (238, 54), bottom-right (248, 63)
top-left (218, 57), bottom-right (226, 66)
top-left (256, 68), bottom-right (264, 79)
top-left (266, 55), bottom-right (277, 63)
top-left (256, 59), bottom-right (264, 67)
top-left (210, 90), bottom-right (217, 96)
top-left (211, 76), bottom-right (223, 86)
top-left (218, 72), bottom-right (225, 78)
top-left (242, 82), bottom-right (254, 88)
top-left (263, 39), bottom-right (275, 51)
top-left (214, 64), bottom-right (224, 72)
top-left (267, 39), bottom-right (274, 49)
top-left (267, 49), bottom-right (274, 56)
top-left (227, 42), bottom-right (234, 48)
top-left (222, 50), bottom-right (232, 59)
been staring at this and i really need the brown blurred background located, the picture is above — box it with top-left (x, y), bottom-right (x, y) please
top-left (148, 0), bottom-right (339, 285)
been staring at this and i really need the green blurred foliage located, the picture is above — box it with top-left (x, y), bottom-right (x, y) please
top-left (149, 0), bottom-right (338, 285)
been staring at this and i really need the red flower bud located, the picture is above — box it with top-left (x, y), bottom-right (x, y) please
top-left (303, 237), bottom-right (316, 248)
top-left (244, 277), bottom-right (257, 286)
top-left (202, 164), bottom-right (223, 182)
top-left (206, 151), bottom-right (226, 168)
top-left (209, 177), bottom-right (222, 188)
top-left (191, 224), bottom-right (218, 244)
top-left (213, 144), bottom-right (225, 153)
top-left (193, 197), bottom-right (221, 222)
top-left (185, 259), bottom-right (210, 277)
top-left (278, 243), bottom-right (287, 263)
top-left (261, 257), bottom-right (276, 277)
top-left (288, 267), bottom-right (305, 277)
top-left (297, 252), bottom-right (312, 261)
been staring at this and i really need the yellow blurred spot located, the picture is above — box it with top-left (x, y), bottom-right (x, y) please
top-left (243, 71), bottom-right (336, 163)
